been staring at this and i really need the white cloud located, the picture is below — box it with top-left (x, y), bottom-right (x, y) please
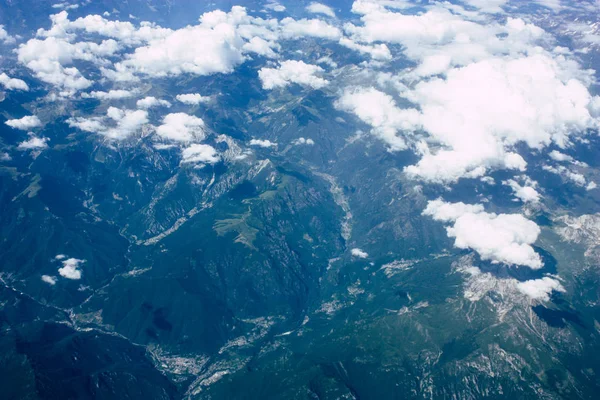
top-left (516, 277), bottom-right (565, 302)
top-left (0, 73), bottom-right (29, 91)
top-left (306, 3), bottom-right (337, 18)
top-left (587, 181), bottom-right (597, 191)
top-left (351, 248), bottom-right (369, 258)
top-left (39, 11), bottom-right (169, 45)
top-left (335, 87), bottom-right (420, 151)
top-left (280, 18), bottom-right (341, 40)
top-left (259, 60), bottom-right (328, 90)
top-left (424, 199), bottom-right (543, 269)
top-left (0, 25), bottom-right (15, 44)
top-left (176, 93), bottom-right (211, 105)
top-left (17, 33), bottom-right (119, 92)
top-left (338, 37), bottom-right (392, 60)
top-left (81, 89), bottom-right (136, 100)
top-left (264, 2), bottom-right (286, 12)
top-left (52, 2), bottom-right (79, 10)
top-left (243, 36), bottom-right (279, 58)
top-left (503, 176), bottom-right (541, 203)
top-left (67, 107), bottom-right (148, 140)
top-left (293, 137), bottom-right (315, 145)
top-left (5, 115), bottom-right (42, 130)
top-left (156, 113), bottom-right (205, 142)
top-left (17, 134), bottom-right (50, 150)
top-left (249, 139), bottom-right (277, 148)
top-left (41, 275), bottom-right (57, 285)
top-left (114, 7), bottom-right (256, 79)
top-left (461, 0), bottom-right (509, 13)
top-left (548, 150), bottom-right (574, 162)
top-left (181, 144), bottom-right (220, 164)
top-left (58, 257), bottom-right (84, 280)
top-left (136, 96), bottom-right (171, 109)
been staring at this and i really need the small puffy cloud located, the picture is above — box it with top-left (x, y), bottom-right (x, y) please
top-left (587, 181), bottom-right (597, 191)
top-left (136, 96), bottom-right (171, 109)
top-left (181, 144), bottom-right (220, 164)
top-left (176, 93), bottom-right (211, 105)
top-left (0, 25), bottom-right (15, 44)
top-left (516, 277), bottom-right (565, 302)
top-left (243, 36), bottom-right (279, 58)
top-left (156, 113), bottom-right (205, 142)
top-left (548, 150), bottom-right (573, 162)
top-left (503, 177), bottom-right (541, 203)
top-left (259, 60), bottom-right (328, 90)
top-left (81, 89), bottom-right (136, 100)
top-left (293, 137), bottom-right (315, 145)
top-left (249, 139), bottom-right (276, 148)
top-left (424, 199), bottom-right (543, 269)
top-left (52, 2), bottom-right (79, 10)
top-left (351, 248), bottom-right (368, 258)
top-left (41, 275), bottom-right (57, 285)
top-left (0, 73), bottom-right (29, 91)
top-left (306, 3), bottom-right (336, 18)
top-left (68, 107), bottom-right (148, 140)
top-left (5, 115), bottom-right (42, 130)
top-left (338, 37), bottom-right (392, 60)
top-left (58, 257), bottom-right (84, 280)
top-left (17, 134), bottom-right (50, 150)
top-left (280, 18), bottom-right (341, 40)
top-left (264, 2), bottom-right (286, 12)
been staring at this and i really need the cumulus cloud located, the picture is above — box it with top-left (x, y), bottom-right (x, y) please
top-left (156, 113), bottom-right (205, 142)
top-left (181, 144), bottom-right (220, 164)
top-left (68, 107), bottom-right (148, 140)
top-left (338, 37), bottom-right (392, 60)
top-left (549, 150), bottom-right (574, 162)
top-left (112, 7), bottom-right (265, 79)
top-left (335, 87), bottom-right (420, 150)
top-left (17, 134), bottom-right (50, 150)
top-left (516, 277), bottom-right (565, 301)
top-left (351, 248), bottom-right (369, 258)
top-left (0, 73), bottom-right (29, 91)
top-left (41, 275), bottom-right (57, 285)
top-left (424, 199), bottom-right (543, 269)
top-left (503, 176), bottom-right (541, 203)
top-left (17, 31), bottom-right (119, 92)
top-left (340, 52), bottom-right (598, 183)
top-left (306, 3), bottom-right (336, 18)
top-left (0, 25), bottom-right (15, 44)
top-left (243, 36), bottom-right (279, 58)
top-left (337, 4), bottom-right (600, 183)
top-left (280, 17), bottom-right (341, 40)
top-left (136, 96), bottom-right (171, 109)
top-left (293, 137), bottom-right (315, 145)
top-left (176, 93), bottom-right (211, 105)
top-left (259, 60), bottom-right (328, 90)
top-left (249, 139), bottom-right (277, 148)
top-left (5, 115), bottom-right (42, 130)
top-left (58, 257), bottom-right (84, 280)
top-left (81, 89), bottom-right (136, 100)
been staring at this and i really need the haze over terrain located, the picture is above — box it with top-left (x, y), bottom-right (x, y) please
top-left (1, 0), bottom-right (600, 398)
